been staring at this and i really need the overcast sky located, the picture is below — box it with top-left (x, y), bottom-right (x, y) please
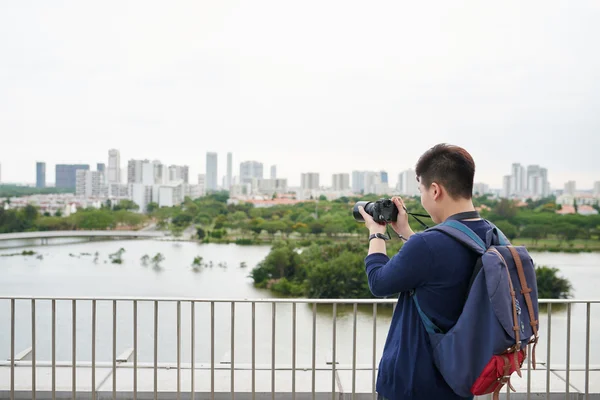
top-left (1, 1), bottom-right (599, 189)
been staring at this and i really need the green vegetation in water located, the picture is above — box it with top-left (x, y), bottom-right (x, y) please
top-left (109, 248), bottom-right (126, 264)
top-left (192, 256), bottom-right (203, 267)
top-left (140, 254), bottom-right (150, 266)
top-left (535, 265), bottom-right (572, 299)
top-left (250, 240), bottom-right (575, 300)
top-left (1, 250), bottom-right (37, 257)
top-left (151, 253), bottom-right (165, 269)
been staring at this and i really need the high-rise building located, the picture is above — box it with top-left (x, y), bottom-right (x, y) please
top-left (511, 163), bottom-right (526, 196)
top-left (270, 165), bottom-right (277, 179)
top-left (168, 165), bottom-right (189, 184)
top-left (380, 171), bottom-right (388, 184)
top-left (352, 171), bottom-right (366, 193)
top-left (594, 181), bottom-right (600, 197)
top-left (564, 181), bottom-right (576, 196)
top-left (332, 173), bottom-right (350, 191)
top-left (258, 178), bottom-right (288, 194)
top-left (76, 170), bottom-right (105, 197)
top-left (226, 153), bottom-right (233, 190)
top-left (301, 173), bottom-right (320, 190)
top-left (473, 183), bottom-right (490, 196)
top-left (55, 164), bottom-right (90, 189)
top-left (142, 162), bottom-right (154, 185)
top-left (97, 163), bottom-right (106, 174)
top-left (206, 152), bottom-right (218, 192)
top-left (127, 160), bottom-right (144, 184)
top-left (397, 169), bottom-right (418, 196)
top-left (36, 162), bottom-right (46, 188)
top-left (240, 161), bottom-right (264, 185)
top-left (526, 165), bottom-right (549, 198)
top-left (108, 149), bottom-right (121, 184)
top-left (502, 175), bottom-right (512, 199)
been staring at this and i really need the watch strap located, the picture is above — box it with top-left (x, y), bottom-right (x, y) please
top-left (369, 233), bottom-right (390, 241)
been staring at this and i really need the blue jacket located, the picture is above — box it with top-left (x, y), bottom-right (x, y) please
top-left (365, 220), bottom-right (490, 400)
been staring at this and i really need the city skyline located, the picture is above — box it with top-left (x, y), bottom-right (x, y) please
top-left (1, 2), bottom-right (599, 188)
top-left (0, 151), bottom-right (599, 191)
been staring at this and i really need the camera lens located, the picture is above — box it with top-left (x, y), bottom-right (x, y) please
top-left (353, 201), bottom-right (373, 222)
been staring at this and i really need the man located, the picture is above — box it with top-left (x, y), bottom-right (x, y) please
top-left (357, 143), bottom-right (488, 400)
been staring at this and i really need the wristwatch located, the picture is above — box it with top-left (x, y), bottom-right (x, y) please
top-left (369, 233), bottom-right (390, 242)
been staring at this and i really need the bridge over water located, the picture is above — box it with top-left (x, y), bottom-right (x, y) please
top-left (0, 230), bottom-right (165, 246)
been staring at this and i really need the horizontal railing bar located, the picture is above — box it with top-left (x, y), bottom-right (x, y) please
top-left (0, 296), bottom-right (598, 304)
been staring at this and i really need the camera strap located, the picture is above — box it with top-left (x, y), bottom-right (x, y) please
top-left (445, 211), bottom-right (481, 221)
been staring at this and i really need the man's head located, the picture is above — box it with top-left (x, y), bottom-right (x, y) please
top-left (415, 144), bottom-right (475, 223)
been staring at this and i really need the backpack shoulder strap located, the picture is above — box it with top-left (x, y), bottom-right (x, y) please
top-left (484, 221), bottom-right (511, 246)
top-left (507, 246), bottom-right (539, 368)
top-left (427, 220), bottom-right (486, 255)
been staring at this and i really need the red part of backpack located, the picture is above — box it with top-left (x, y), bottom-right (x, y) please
top-left (471, 349), bottom-right (526, 399)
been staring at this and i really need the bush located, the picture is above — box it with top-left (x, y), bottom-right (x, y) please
top-left (536, 265), bottom-right (572, 299)
top-left (270, 278), bottom-right (305, 296)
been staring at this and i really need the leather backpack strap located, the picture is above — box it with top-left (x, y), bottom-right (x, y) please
top-left (508, 246), bottom-right (540, 369)
top-left (489, 248), bottom-right (522, 377)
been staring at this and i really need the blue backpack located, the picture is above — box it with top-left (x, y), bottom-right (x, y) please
top-left (411, 220), bottom-right (540, 399)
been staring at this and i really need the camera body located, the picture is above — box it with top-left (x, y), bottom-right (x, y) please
top-left (353, 199), bottom-right (398, 223)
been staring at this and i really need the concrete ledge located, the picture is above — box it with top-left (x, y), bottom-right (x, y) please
top-left (1, 363), bottom-right (599, 400)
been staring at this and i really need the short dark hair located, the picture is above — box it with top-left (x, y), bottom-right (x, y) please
top-left (415, 143), bottom-right (475, 199)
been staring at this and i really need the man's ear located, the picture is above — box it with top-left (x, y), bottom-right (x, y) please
top-left (431, 182), bottom-right (442, 201)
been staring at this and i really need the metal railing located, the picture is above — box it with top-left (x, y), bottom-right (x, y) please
top-left (1, 297), bottom-right (598, 400)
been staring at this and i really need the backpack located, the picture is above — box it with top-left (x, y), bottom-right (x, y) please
top-left (411, 219), bottom-right (540, 399)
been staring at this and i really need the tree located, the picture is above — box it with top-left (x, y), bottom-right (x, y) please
top-left (146, 202), bottom-right (159, 213)
top-left (520, 225), bottom-right (546, 244)
top-left (196, 227), bottom-right (206, 239)
top-left (114, 199), bottom-right (139, 211)
top-left (536, 266), bottom-right (572, 299)
top-left (492, 199), bottom-right (517, 221)
top-left (493, 220), bottom-right (518, 241)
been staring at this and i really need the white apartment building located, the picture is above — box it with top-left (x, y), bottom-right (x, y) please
top-left (473, 183), bottom-right (490, 196)
top-left (258, 178), bottom-right (288, 195)
top-left (107, 149), bottom-right (121, 184)
top-left (564, 181), bottom-right (576, 196)
top-left (206, 152), bottom-right (218, 192)
top-left (332, 173), bottom-right (350, 191)
top-left (130, 183), bottom-right (153, 212)
top-left (108, 183), bottom-right (129, 199)
top-left (168, 165), bottom-right (189, 184)
top-left (226, 153), bottom-right (233, 190)
top-left (240, 161), bottom-right (264, 185)
top-left (397, 169), bottom-right (419, 196)
top-left (158, 181), bottom-right (185, 208)
top-left (301, 173), bottom-right (320, 190)
top-left (75, 170), bottom-right (105, 198)
top-left (352, 171), bottom-right (365, 193)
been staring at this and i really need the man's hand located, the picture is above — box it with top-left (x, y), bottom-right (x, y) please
top-left (357, 206), bottom-right (387, 235)
top-left (390, 196), bottom-right (415, 239)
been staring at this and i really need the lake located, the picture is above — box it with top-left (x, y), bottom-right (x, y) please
top-left (0, 239), bottom-right (598, 368)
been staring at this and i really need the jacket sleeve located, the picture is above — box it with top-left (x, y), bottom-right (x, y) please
top-left (364, 234), bottom-right (434, 297)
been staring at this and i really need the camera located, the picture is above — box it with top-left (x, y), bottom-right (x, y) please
top-left (353, 199), bottom-right (398, 223)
